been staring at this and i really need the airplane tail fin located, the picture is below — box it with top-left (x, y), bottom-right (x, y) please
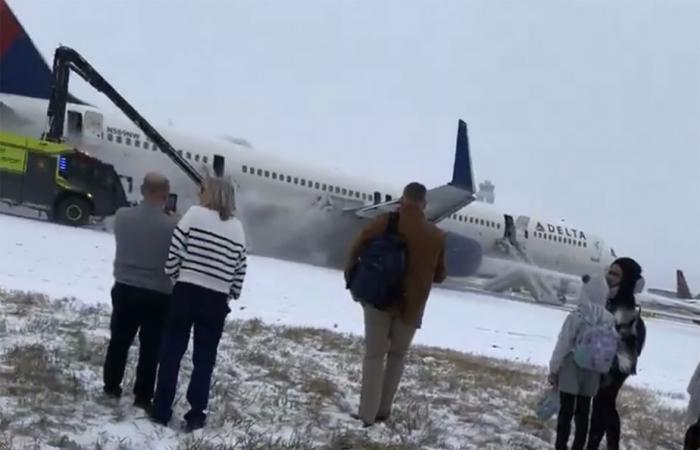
top-left (0, 0), bottom-right (85, 104)
top-left (677, 269), bottom-right (692, 300)
top-left (450, 119), bottom-right (476, 193)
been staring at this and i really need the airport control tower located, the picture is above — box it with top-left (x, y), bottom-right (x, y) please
top-left (476, 180), bottom-right (495, 204)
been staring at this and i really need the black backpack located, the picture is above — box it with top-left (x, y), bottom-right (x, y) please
top-left (348, 213), bottom-right (407, 310)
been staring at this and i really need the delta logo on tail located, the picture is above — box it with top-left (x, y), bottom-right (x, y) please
top-left (0, 0), bottom-right (85, 104)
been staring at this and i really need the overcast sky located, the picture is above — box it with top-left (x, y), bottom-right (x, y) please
top-left (10, 0), bottom-right (700, 290)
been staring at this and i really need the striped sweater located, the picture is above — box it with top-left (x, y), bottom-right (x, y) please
top-left (165, 205), bottom-right (247, 299)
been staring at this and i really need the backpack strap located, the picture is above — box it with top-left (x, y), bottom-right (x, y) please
top-left (386, 212), bottom-right (400, 235)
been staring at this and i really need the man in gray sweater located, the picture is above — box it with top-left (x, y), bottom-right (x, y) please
top-left (103, 173), bottom-right (178, 410)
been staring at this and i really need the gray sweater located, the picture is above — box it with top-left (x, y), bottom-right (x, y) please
top-left (113, 202), bottom-right (178, 294)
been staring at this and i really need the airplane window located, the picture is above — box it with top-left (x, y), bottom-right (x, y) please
top-left (116, 136), bottom-right (123, 144)
top-left (335, 187), bottom-right (340, 194)
top-left (142, 141), bottom-right (149, 149)
top-left (134, 140), bottom-right (141, 148)
top-left (349, 190), bottom-right (354, 197)
top-left (126, 138), bottom-right (132, 146)
top-left (242, 165), bottom-right (248, 173)
top-left (497, 224), bottom-right (501, 229)
top-left (584, 242), bottom-right (587, 248)
top-left (195, 154), bottom-right (200, 162)
top-left (257, 169), bottom-right (263, 176)
top-left (186, 152), bottom-right (192, 160)
top-left (262, 170), bottom-right (268, 177)
top-left (356, 192), bottom-right (361, 199)
top-left (272, 172), bottom-right (277, 180)
top-left (286, 175), bottom-right (292, 183)
top-left (342, 188), bottom-right (347, 195)
top-left (177, 150), bottom-right (183, 156)
top-left (301, 179), bottom-right (306, 186)
top-left (480, 219), bottom-right (484, 226)
top-left (322, 184), bottom-right (327, 191)
top-left (107, 134), bottom-right (113, 142)
top-left (293, 177), bottom-right (299, 184)
top-left (315, 182), bottom-right (320, 189)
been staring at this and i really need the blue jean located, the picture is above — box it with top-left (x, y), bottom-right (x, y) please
top-left (150, 282), bottom-right (230, 424)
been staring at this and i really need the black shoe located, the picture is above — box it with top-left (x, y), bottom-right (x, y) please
top-left (103, 386), bottom-right (122, 399)
top-left (133, 397), bottom-right (152, 411)
top-left (375, 414), bottom-right (390, 423)
top-left (182, 418), bottom-right (205, 433)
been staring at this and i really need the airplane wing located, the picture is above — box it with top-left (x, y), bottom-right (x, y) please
top-left (0, 101), bottom-right (34, 126)
top-left (349, 119), bottom-right (476, 223)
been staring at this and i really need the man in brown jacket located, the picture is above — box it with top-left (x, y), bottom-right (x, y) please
top-left (345, 182), bottom-right (447, 427)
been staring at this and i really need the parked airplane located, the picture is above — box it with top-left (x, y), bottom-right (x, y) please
top-left (647, 270), bottom-right (699, 300)
top-left (0, 0), bottom-right (672, 309)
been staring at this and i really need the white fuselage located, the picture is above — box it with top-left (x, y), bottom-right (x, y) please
top-left (0, 94), bottom-right (616, 286)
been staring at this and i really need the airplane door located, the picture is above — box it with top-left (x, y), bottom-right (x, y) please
top-left (591, 240), bottom-right (603, 263)
top-left (83, 111), bottom-right (104, 140)
top-left (213, 154), bottom-right (225, 176)
top-left (515, 215), bottom-right (530, 239)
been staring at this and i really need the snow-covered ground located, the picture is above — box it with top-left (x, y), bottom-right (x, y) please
top-left (0, 213), bottom-right (695, 403)
top-left (0, 290), bottom-right (685, 449)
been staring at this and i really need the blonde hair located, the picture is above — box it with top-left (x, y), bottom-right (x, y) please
top-left (200, 174), bottom-right (236, 221)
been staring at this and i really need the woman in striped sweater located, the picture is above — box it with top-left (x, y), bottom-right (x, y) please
top-left (150, 176), bottom-right (247, 432)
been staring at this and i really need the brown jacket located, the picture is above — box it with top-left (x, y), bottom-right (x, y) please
top-left (346, 203), bottom-right (447, 328)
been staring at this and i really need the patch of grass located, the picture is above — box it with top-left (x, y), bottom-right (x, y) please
top-left (238, 318), bottom-right (264, 337)
top-left (242, 349), bottom-right (279, 371)
top-left (279, 325), bottom-right (362, 355)
top-left (302, 376), bottom-right (338, 400)
top-left (325, 431), bottom-right (416, 450)
top-left (617, 387), bottom-right (687, 448)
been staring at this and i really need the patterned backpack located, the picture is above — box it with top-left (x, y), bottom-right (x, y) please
top-left (573, 315), bottom-right (619, 374)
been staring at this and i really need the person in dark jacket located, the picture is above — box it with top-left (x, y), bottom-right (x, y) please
top-left (587, 257), bottom-right (645, 450)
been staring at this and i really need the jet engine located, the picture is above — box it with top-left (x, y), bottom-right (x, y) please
top-left (444, 232), bottom-right (483, 277)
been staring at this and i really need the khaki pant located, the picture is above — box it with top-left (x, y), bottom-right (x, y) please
top-left (358, 305), bottom-right (417, 424)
